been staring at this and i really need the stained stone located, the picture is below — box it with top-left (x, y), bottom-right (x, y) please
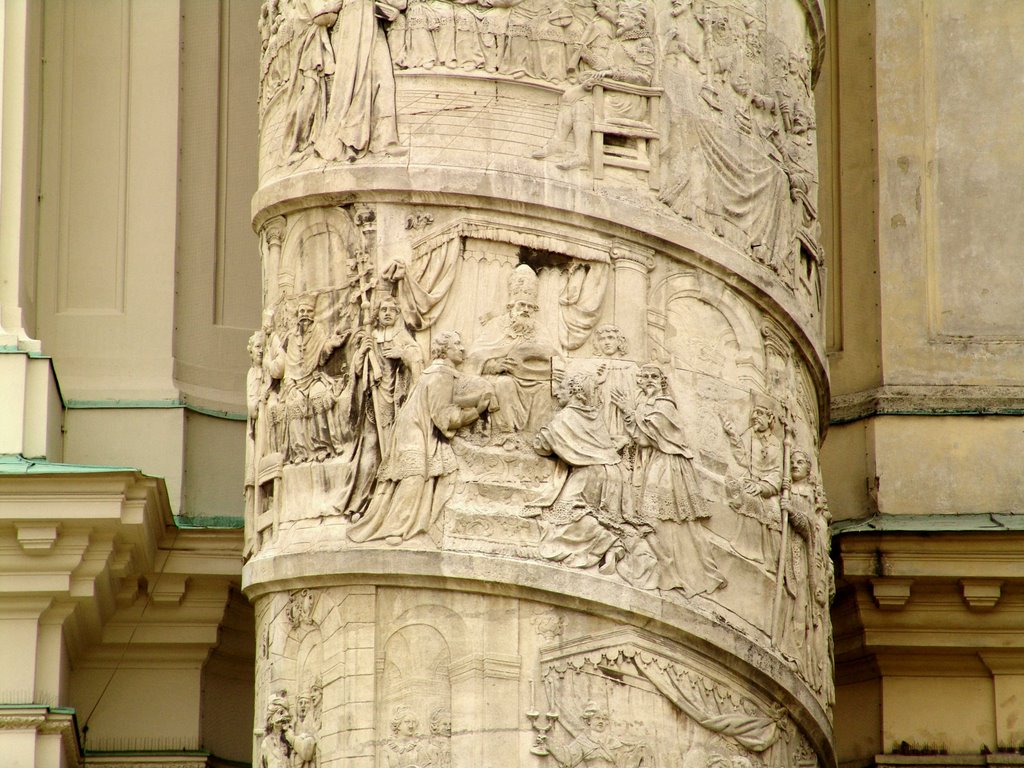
top-left (243, 1), bottom-right (833, 766)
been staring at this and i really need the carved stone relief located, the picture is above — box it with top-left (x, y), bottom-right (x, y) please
top-left (252, 588), bottom-right (826, 766)
top-left (250, 1), bottom-right (829, 766)
top-left (246, 202), bottom-right (832, 712)
top-left (256, 0), bottom-right (823, 315)
top-left (530, 628), bottom-right (815, 768)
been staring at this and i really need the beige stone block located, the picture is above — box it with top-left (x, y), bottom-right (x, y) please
top-left (182, 411), bottom-right (243, 519)
top-left (873, 416), bottom-right (1024, 516)
top-left (835, 679), bottom-right (882, 764)
top-left (0, 730), bottom-right (36, 768)
top-left (821, 420), bottom-right (875, 521)
top-left (882, 676), bottom-right (995, 754)
top-left (63, 408), bottom-right (184, 512)
top-left (70, 666), bottom-right (202, 749)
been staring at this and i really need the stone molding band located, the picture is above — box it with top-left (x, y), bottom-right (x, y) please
top-left (830, 385), bottom-right (1024, 424)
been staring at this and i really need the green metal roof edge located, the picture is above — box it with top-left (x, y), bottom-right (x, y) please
top-left (833, 513), bottom-right (1024, 535)
top-left (0, 703), bottom-right (74, 713)
top-left (0, 455), bottom-right (139, 475)
top-left (0, 346), bottom-right (50, 359)
top-left (173, 514), bottom-right (245, 530)
top-left (65, 399), bottom-right (246, 422)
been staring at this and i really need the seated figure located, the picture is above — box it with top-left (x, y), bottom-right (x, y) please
top-left (466, 264), bottom-right (559, 439)
top-left (532, 1), bottom-right (655, 170)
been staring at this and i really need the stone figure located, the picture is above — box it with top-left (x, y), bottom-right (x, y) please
top-left (292, 690), bottom-right (321, 768)
top-left (533, 373), bottom-right (641, 576)
top-left (355, 294), bottom-right (423, 452)
top-left (544, 701), bottom-right (653, 768)
top-left (259, 0), bottom-right (291, 116)
top-left (348, 331), bottom-right (494, 544)
top-left (262, 310), bottom-right (289, 459)
top-left (281, 1), bottom-right (336, 160)
top-left (467, 264), bottom-right (559, 437)
top-left (533, 1), bottom-right (655, 170)
top-left (612, 364), bottom-right (726, 598)
top-left (807, 463), bottom-right (834, 706)
top-left (423, 707), bottom-right (452, 768)
top-left (265, 295), bottom-right (347, 464)
top-left (259, 694), bottom-right (295, 768)
top-left (402, 0), bottom-right (456, 69)
top-left (245, 330), bottom-right (269, 558)
top-left (384, 706), bottom-right (429, 768)
top-left (590, 324), bottom-right (640, 450)
top-left (450, 2), bottom-right (500, 72)
top-left (776, 449), bottom-right (814, 669)
top-left (498, 0), bottom-right (567, 82)
top-left (722, 395), bottom-right (783, 569)
top-left (315, 0), bottom-right (408, 161)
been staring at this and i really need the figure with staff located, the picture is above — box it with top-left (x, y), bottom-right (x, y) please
top-left (722, 393), bottom-right (784, 568)
top-left (770, 421), bottom-right (815, 670)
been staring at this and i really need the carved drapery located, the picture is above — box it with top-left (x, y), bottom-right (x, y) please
top-left (247, 1), bottom-right (832, 766)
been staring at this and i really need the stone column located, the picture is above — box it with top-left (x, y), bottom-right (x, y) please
top-left (262, 216), bottom-right (286, 307)
top-left (610, 240), bottom-right (655, 361)
top-left (245, 2), bottom-right (833, 766)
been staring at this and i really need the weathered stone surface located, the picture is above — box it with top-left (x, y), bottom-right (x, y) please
top-left (244, 2), bottom-right (832, 765)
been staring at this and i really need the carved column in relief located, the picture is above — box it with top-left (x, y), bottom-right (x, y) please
top-left (262, 216), bottom-right (287, 307)
top-left (609, 241), bottom-right (655, 362)
top-left (245, 1), bottom-right (832, 766)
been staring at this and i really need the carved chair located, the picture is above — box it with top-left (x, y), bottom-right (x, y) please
top-left (590, 81), bottom-right (663, 190)
top-left (254, 454), bottom-right (284, 547)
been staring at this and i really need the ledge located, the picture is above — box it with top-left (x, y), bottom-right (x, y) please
top-left (830, 385), bottom-right (1024, 425)
top-left (834, 514), bottom-right (1024, 536)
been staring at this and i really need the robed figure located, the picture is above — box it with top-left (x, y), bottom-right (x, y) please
top-left (533, 373), bottom-right (640, 575)
top-left (614, 364), bottom-right (726, 598)
top-left (348, 331), bottom-right (491, 545)
top-left (316, 0), bottom-right (408, 161)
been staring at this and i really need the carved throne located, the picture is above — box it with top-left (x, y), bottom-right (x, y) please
top-left (590, 82), bottom-right (663, 191)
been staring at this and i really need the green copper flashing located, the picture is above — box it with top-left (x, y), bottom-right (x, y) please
top-left (0, 346), bottom-right (50, 358)
top-left (173, 514), bottom-right (245, 530)
top-left (65, 399), bottom-right (246, 421)
top-left (0, 454), bottom-right (139, 475)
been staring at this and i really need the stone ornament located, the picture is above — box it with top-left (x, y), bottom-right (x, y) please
top-left (253, 586), bottom-right (824, 768)
top-left (532, 628), bottom-right (811, 768)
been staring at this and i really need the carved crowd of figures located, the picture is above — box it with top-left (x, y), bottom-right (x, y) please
top-left (245, 239), bottom-right (832, 701)
top-left (382, 705), bottom-right (452, 768)
top-left (658, 0), bottom-right (822, 296)
top-left (388, 0), bottom-right (656, 86)
top-left (260, 0), bottom-right (407, 161)
top-left (258, 0), bottom-right (822, 307)
top-left (258, 586), bottom-right (823, 768)
top-left (259, 685), bottom-right (323, 768)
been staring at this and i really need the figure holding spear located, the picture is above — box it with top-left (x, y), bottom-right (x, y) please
top-left (772, 417), bottom-right (816, 671)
